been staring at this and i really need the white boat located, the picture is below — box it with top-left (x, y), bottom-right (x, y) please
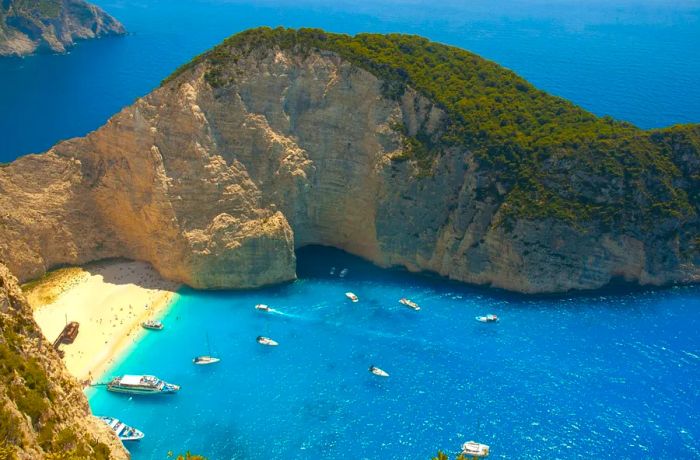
top-left (399, 298), bottom-right (420, 311)
top-left (345, 292), bottom-right (359, 302)
top-left (193, 334), bottom-right (220, 365)
top-left (461, 441), bottom-right (490, 457)
top-left (475, 314), bottom-right (499, 323)
top-left (330, 266), bottom-right (336, 275)
top-left (107, 375), bottom-right (179, 395)
top-left (193, 356), bottom-right (220, 365)
top-left (142, 320), bottom-right (163, 330)
top-left (369, 365), bottom-right (389, 377)
top-left (257, 336), bottom-right (279, 346)
top-left (339, 268), bottom-right (349, 278)
top-left (255, 304), bottom-right (271, 311)
top-left (98, 416), bottom-right (144, 442)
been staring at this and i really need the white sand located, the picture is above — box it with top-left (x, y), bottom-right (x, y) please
top-left (26, 260), bottom-right (180, 382)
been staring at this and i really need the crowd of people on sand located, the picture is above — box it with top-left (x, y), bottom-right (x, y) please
top-left (30, 261), bottom-right (178, 387)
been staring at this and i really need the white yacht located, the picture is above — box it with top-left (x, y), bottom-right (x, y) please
top-left (475, 314), bottom-right (499, 323)
top-left (399, 298), bottom-right (420, 311)
top-left (369, 365), bottom-right (389, 377)
top-left (142, 320), bottom-right (163, 330)
top-left (193, 356), bottom-right (220, 365)
top-left (256, 336), bottom-right (279, 346)
top-left (98, 416), bottom-right (144, 442)
top-left (193, 333), bottom-right (220, 364)
top-left (107, 375), bottom-right (179, 395)
top-left (461, 441), bottom-right (490, 457)
top-left (345, 292), bottom-right (359, 302)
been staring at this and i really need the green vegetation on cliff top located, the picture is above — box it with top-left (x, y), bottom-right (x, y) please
top-left (164, 27), bottom-right (699, 228)
top-left (2, 0), bottom-right (62, 19)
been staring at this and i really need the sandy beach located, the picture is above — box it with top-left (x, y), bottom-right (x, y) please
top-left (24, 260), bottom-right (180, 382)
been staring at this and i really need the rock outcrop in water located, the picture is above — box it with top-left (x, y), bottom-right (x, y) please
top-left (1, 27), bottom-right (699, 293)
top-left (0, 0), bottom-right (125, 57)
top-left (0, 263), bottom-right (127, 459)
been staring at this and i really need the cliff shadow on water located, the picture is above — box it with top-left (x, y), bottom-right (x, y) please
top-left (294, 245), bottom-right (698, 306)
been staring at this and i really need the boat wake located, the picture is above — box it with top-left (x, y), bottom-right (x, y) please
top-left (267, 308), bottom-right (304, 319)
top-left (255, 303), bottom-right (304, 319)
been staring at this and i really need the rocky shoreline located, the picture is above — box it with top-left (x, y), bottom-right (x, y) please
top-left (0, 0), bottom-right (125, 57)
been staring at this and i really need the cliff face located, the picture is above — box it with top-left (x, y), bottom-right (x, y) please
top-left (0, 0), bottom-right (125, 57)
top-left (1, 28), bottom-right (699, 293)
top-left (0, 263), bottom-right (127, 459)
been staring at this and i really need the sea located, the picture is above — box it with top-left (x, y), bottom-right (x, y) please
top-left (87, 247), bottom-right (700, 459)
top-left (1, 0), bottom-right (699, 458)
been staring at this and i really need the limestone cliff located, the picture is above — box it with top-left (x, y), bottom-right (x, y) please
top-left (0, 27), bottom-right (699, 293)
top-left (0, 263), bottom-right (127, 459)
top-left (0, 0), bottom-right (125, 57)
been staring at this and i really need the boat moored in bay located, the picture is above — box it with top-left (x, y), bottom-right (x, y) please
top-left (193, 333), bottom-right (220, 364)
top-left (345, 292), bottom-right (359, 302)
top-left (107, 375), bottom-right (179, 395)
top-left (193, 356), bottom-right (220, 365)
top-left (369, 365), bottom-right (389, 377)
top-left (257, 336), bottom-right (279, 346)
top-left (461, 441), bottom-right (490, 457)
top-left (475, 314), bottom-right (499, 323)
top-left (98, 416), bottom-right (144, 442)
top-left (142, 320), bottom-right (163, 330)
top-left (399, 298), bottom-right (420, 311)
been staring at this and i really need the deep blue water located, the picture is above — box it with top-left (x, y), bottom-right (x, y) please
top-left (4, 1), bottom-right (699, 457)
top-left (87, 247), bottom-right (700, 459)
top-left (1, 0), bottom-right (700, 161)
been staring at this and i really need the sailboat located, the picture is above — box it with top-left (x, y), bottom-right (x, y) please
top-left (193, 333), bottom-right (220, 365)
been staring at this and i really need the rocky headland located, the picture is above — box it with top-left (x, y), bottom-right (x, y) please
top-left (3, 25), bottom-right (699, 460)
top-left (1, 27), bottom-right (699, 295)
top-left (0, 0), bottom-right (125, 57)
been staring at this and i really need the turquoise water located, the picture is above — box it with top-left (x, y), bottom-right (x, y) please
top-left (88, 247), bottom-right (700, 459)
top-left (1, 0), bottom-right (700, 160)
top-left (3, 0), bottom-right (699, 457)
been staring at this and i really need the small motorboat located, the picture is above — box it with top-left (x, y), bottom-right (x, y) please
top-left (461, 441), bottom-right (490, 457)
top-left (193, 356), bottom-right (220, 365)
top-left (475, 314), bottom-right (499, 323)
top-left (98, 416), bottom-right (144, 442)
top-left (330, 266), bottom-right (336, 275)
top-left (255, 304), bottom-right (271, 312)
top-left (339, 268), bottom-right (349, 278)
top-left (256, 336), bottom-right (279, 346)
top-left (399, 298), bottom-right (420, 311)
top-left (141, 320), bottom-right (163, 330)
top-left (369, 365), bottom-right (389, 377)
top-left (345, 292), bottom-right (359, 302)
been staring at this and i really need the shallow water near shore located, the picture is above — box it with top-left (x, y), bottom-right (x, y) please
top-left (87, 246), bottom-right (700, 459)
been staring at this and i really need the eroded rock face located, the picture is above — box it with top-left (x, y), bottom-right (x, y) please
top-left (0, 0), bottom-right (125, 57)
top-left (1, 46), bottom-right (699, 293)
top-left (0, 263), bottom-right (127, 459)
